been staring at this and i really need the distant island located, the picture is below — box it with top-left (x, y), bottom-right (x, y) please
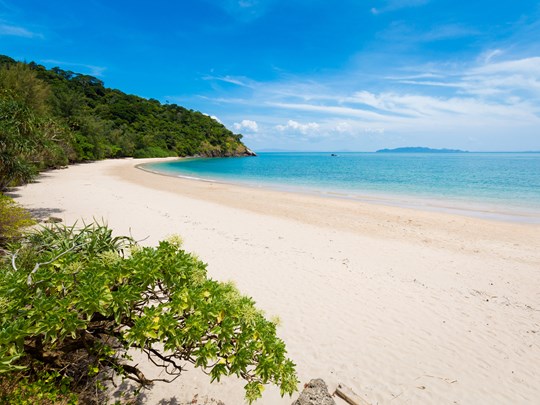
top-left (376, 147), bottom-right (468, 153)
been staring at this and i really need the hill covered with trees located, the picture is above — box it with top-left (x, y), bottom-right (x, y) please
top-left (0, 54), bottom-right (254, 189)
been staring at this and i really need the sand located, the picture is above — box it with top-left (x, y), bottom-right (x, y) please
top-left (12, 158), bottom-right (540, 404)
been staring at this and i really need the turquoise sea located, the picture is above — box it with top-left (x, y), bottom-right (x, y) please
top-left (142, 152), bottom-right (540, 223)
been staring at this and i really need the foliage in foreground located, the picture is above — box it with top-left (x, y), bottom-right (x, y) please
top-left (0, 224), bottom-right (298, 403)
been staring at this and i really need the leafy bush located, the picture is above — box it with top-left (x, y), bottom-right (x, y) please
top-left (0, 223), bottom-right (298, 403)
top-left (0, 194), bottom-right (35, 248)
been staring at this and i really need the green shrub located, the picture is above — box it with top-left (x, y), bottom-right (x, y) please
top-left (0, 223), bottom-right (298, 403)
top-left (0, 194), bottom-right (35, 248)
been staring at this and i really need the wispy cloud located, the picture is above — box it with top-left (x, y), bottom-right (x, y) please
top-left (378, 21), bottom-right (477, 43)
top-left (41, 59), bottom-right (106, 77)
top-left (470, 56), bottom-right (540, 76)
top-left (371, 0), bottom-right (430, 15)
top-left (195, 51), bottom-right (540, 150)
top-left (268, 102), bottom-right (397, 121)
top-left (0, 22), bottom-right (42, 38)
top-left (479, 49), bottom-right (504, 64)
top-left (392, 56), bottom-right (540, 98)
top-left (203, 75), bottom-right (255, 88)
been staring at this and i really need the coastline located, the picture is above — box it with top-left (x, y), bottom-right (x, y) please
top-left (129, 159), bottom-right (539, 263)
top-left (138, 156), bottom-right (540, 225)
top-left (13, 158), bottom-right (540, 404)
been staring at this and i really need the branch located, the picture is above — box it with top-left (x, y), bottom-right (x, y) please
top-left (26, 241), bottom-right (89, 286)
top-left (11, 249), bottom-right (19, 271)
top-left (120, 363), bottom-right (154, 387)
top-left (106, 356), bottom-right (179, 387)
top-left (143, 347), bottom-right (183, 378)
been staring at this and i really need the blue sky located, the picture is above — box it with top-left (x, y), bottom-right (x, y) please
top-left (1, 0), bottom-right (540, 151)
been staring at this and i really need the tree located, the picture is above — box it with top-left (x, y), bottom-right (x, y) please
top-left (0, 63), bottom-right (50, 115)
top-left (0, 94), bottom-right (41, 189)
top-left (0, 63), bottom-right (75, 189)
top-left (0, 224), bottom-right (298, 403)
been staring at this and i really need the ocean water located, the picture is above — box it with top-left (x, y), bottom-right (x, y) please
top-left (142, 152), bottom-right (540, 223)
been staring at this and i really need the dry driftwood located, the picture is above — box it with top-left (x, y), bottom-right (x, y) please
top-left (335, 383), bottom-right (370, 405)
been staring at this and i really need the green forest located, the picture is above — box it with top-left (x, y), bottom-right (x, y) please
top-left (0, 54), bottom-right (254, 189)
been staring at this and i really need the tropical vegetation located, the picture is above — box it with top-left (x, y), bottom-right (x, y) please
top-left (0, 215), bottom-right (298, 403)
top-left (0, 54), bottom-right (252, 190)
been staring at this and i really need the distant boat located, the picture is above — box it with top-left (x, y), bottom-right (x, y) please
top-left (331, 153), bottom-right (338, 156)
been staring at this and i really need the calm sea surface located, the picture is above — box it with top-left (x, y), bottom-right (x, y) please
top-left (142, 152), bottom-right (540, 223)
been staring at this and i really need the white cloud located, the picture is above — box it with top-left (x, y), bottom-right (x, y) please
top-left (203, 75), bottom-right (254, 88)
top-left (234, 119), bottom-right (258, 132)
top-left (267, 55), bottom-right (540, 146)
top-left (471, 56), bottom-right (540, 76)
top-left (334, 121), bottom-right (352, 133)
top-left (270, 102), bottom-right (393, 121)
top-left (189, 52), bottom-right (540, 150)
top-left (383, 55), bottom-right (540, 99)
top-left (350, 91), bottom-right (537, 120)
top-left (422, 56), bottom-right (540, 98)
top-left (385, 72), bottom-right (444, 80)
top-left (0, 23), bottom-right (42, 38)
top-left (276, 120), bottom-right (320, 134)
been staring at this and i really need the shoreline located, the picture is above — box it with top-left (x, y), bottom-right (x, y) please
top-left (138, 159), bottom-right (540, 225)
top-left (13, 158), bottom-right (540, 404)
top-left (123, 159), bottom-right (539, 266)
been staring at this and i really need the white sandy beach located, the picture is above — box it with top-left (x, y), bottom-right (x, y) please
top-left (12, 158), bottom-right (540, 404)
